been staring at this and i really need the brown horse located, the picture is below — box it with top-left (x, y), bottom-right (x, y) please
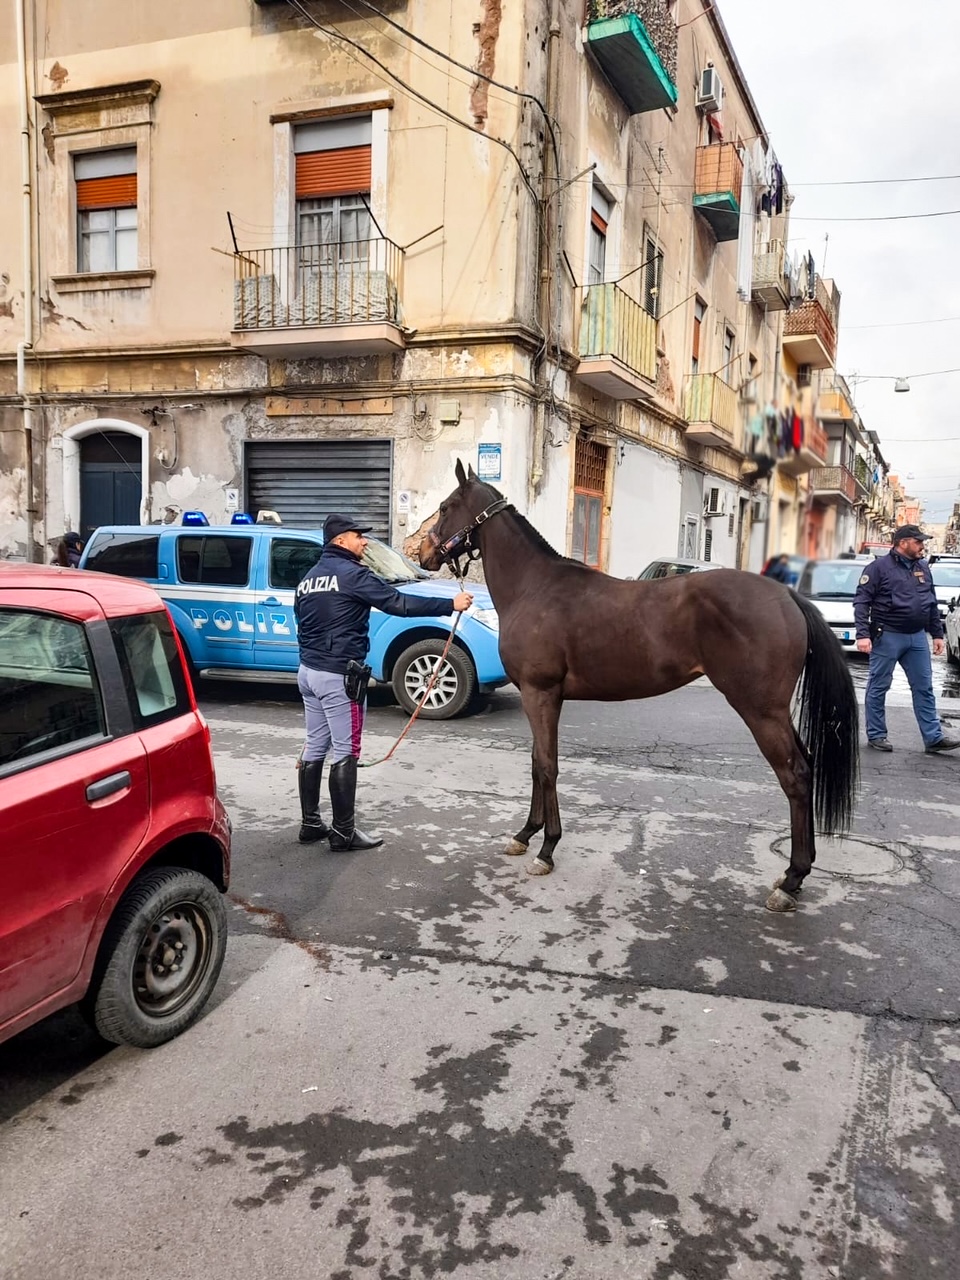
top-left (419, 461), bottom-right (860, 912)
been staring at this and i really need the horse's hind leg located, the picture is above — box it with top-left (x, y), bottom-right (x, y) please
top-left (739, 711), bottom-right (815, 912)
top-left (511, 685), bottom-right (563, 876)
top-left (504, 753), bottom-right (544, 856)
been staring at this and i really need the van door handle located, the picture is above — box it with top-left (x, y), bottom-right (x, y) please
top-left (86, 771), bottom-right (131, 802)
top-left (263, 596), bottom-right (280, 605)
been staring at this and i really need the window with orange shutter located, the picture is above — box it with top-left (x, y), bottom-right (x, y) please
top-left (74, 148), bottom-right (138, 273)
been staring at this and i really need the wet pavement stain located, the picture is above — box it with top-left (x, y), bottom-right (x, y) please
top-left (57, 1081), bottom-right (99, 1106)
top-left (215, 1034), bottom-right (614, 1273)
top-left (229, 893), bottom-right (331, 969)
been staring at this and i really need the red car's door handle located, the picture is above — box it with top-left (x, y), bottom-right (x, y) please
top-left (85, 771), bottom-right (132, 802)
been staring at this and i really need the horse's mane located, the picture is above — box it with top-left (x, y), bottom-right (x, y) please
top-left (475, 481), bottom-right (592, 569)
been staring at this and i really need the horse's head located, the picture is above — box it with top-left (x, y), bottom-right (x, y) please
top-left (418, 459), bottom-right (509, 572)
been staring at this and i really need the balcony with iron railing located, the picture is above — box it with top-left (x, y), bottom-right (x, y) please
top-left (778, 419), bottom-right (829, 478)
top-left (809, 464), bottom-right (857, 505)
top-left (751, 239), bottom-right (789, 311)
top-left (818, 371), bottom-right (855, 421)
top-left (683, 373), bottom-right (739, 449)
top-left (230, 237), bottom-right (405, 358)
top-left (575, 282), bottom-right (657, 399)
top-left (693, 144), bottom-right (743, 243)
top-left (585, 1), bottom-right (678, 115)
top-left (784, 275), bottom-right (839, 370)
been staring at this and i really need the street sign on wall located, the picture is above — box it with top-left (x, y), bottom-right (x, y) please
top-left (478, 443), bottom-right (502, 482)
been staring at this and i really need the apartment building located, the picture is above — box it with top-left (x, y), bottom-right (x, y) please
top-left (0, 0), bottom-right (843, 571)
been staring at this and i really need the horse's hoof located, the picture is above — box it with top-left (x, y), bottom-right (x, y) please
top-left (765, 887), bottom-right (798, 913)
top-left (504, 839), bottom-right (528, 857)
top-left (772, 875), bottom-right (803, 895)
top-left (526, 858), bottom-right (553, 877)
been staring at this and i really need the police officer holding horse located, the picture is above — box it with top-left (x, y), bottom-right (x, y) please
top-left (294, 513), bottom-right (473, 850)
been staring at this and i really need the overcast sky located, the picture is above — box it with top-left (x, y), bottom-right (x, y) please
top-left (718, 0), bottom-right (960, 524)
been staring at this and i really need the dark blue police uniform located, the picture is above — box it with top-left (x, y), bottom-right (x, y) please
top-left (293, 516), bottom-right (461, 851)
top-left (854, 547), bottom-right (945, 748)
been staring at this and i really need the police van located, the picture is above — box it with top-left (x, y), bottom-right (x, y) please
top-left (79, 515), bottom-right (507, 719)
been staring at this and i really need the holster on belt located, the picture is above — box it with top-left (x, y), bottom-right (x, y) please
top-left (344, 660), bottom-right (372, 703)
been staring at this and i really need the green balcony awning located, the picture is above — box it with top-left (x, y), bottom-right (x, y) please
top-left (693, 192), bottom-right (741, 242)
top-left (585, 15), bottom-right (678, 115)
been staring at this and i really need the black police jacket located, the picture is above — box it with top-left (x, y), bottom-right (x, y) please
top-left (853, 550), bottom-right (943, 640)
top-left (294, 543), bottom-right (457, 674)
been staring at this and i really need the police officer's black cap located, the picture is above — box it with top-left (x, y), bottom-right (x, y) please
top-left (892, 524), bottom-right (929, 544)
top-left (324, 513), bottom-right (373, 542)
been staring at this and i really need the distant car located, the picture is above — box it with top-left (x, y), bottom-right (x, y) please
top-left (946, 598), bottom-right (960, 667)
top-left (797, 559), bottom-right (864, 650)
top-left (930, 558), bottom-right (960, 622)
top-left (636, 557), bottom-right (724, 580)
top-left (859, 542), bottom-right (890, 558)
top-left (761, 554), bottom-right (812, 587)
top-left (0, 563), bottom-right (231, 1049)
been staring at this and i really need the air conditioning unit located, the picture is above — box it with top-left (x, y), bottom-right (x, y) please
top-left (704, 487), bottom-right (726, 517)
top-left (796, 364), bottom-right (812, 388)
top-left (697, 65), bottom-right (724, 113)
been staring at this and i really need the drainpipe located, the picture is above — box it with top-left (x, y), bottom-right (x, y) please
top-left (16, 0), bottom-right (36, 561)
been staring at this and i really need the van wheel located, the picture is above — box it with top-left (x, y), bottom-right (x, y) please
top-left (948, 638), bottom-right (960, 667)
top-left (392, 640), bottom-right (476, 719)
top-left (85, 868), bottom-right (227, 1048)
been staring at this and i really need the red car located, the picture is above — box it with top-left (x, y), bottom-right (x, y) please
top-left (0, 564), bottom-right (231, 1048)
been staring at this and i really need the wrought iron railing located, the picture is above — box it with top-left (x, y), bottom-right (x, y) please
top-left (233, 237), bottom-right (404, 330)
top-left (578, 283), bottom-right (657, 382)
top-left (810, 465), bottom-right (856, 502)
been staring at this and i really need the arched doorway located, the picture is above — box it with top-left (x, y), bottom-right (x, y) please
top-left (78, 431), bottom-right (143, 539)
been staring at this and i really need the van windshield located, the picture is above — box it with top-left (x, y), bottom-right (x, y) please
top-left (362, 539), bottom-right (430, 583)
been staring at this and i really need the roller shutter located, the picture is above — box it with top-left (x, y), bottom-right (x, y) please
top-left (244, 439), bottom-right (392, 538)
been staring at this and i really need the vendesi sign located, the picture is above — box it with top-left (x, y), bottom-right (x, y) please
top-left (477, 442), bottom-right (502, 482)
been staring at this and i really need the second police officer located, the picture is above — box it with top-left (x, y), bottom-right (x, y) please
top-left (294, 513), bottom-right (474, 850)
top-left (854, 524), bottom-right (960, 754)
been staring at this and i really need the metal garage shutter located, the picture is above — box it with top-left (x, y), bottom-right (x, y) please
top-left (244, 439), bottom-right (392, 537)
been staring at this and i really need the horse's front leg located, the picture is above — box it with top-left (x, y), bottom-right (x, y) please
top-left (516, 685), bottom-right (563, 877)
top-left (504, 750), bottom-right (543, 856)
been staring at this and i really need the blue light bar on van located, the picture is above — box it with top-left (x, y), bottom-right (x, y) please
top-left (182, 511), bottom-right (210, 526)
top-left (230, 512), bottom-right (255, 524)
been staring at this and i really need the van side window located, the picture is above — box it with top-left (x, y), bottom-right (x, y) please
top-left (177, 536), bottom-right (252, 586)
top-left (270, 538), bottom-right (321, 590)
top-left (84, 532), bottom-right (159, 578)
top-left (0, 609), bottom-right (105, 771)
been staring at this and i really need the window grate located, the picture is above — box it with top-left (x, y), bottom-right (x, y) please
top-left (574, 437), bottom-right (608, 493)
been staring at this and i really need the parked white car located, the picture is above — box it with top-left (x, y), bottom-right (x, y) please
top-left (796, 559), bottom-right (862, 650)
top-left (946, 598), bottom-right (960, 667)
top-left (930, 556), bottom-right (960, 623)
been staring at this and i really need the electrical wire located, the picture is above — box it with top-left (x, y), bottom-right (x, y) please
top-left (843, 314), bottom-right (960, 331)
top-left (340, 0), bottom-right (561, 167)
top-left (791, 209), bottom-right (960, 223)
top-left (283, 0), bottom-right (541, 210)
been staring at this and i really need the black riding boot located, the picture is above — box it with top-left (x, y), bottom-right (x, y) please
top-left (298, 759), bottom-right (329, 843)
top-left (328, 756), bottom-right (383, 851)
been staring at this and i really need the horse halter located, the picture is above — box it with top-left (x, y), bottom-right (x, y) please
top-left (428, 497), bottom-right (510, 576)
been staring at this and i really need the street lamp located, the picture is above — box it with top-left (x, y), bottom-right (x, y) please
top-left (894, 377), bottom-right (910, 393)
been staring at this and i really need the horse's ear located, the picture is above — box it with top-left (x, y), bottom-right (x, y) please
top-left (455, 458), bottom-right (468, 489)
top-left (467, 463), bottom-right (477, 480)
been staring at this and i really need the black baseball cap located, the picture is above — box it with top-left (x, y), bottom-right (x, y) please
top-left (323, 513), bottom-right (372, 542)
top-left (892, 524), bottom-right (929, 544)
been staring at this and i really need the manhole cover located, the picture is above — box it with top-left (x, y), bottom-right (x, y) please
top-left (771, 834), bottom-right (905, 882)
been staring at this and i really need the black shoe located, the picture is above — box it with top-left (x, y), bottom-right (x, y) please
top-left (327, 756), bottom-right (383, 851)
top-left (925, 735), bottom-right (960, 754)
top-left (298, 758), bottom-right (329, 841)
top-left (868, 738), bottom-right (893, 752)
top-left (329, 825), bottom-right (383, 852)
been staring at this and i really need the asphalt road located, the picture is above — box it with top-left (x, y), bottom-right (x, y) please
top-left (2, 654), bottom-right (959, 1279)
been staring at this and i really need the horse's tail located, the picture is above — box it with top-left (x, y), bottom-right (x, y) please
top-left (791, 590), bottom-right (860, 834)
